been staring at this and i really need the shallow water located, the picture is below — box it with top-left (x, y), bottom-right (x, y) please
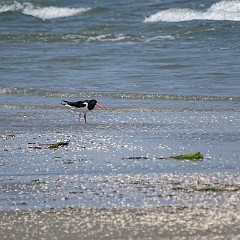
top-left (0, 0), bottom-right (240, 211)
top-left (1, 101), bottom-right (239, 210)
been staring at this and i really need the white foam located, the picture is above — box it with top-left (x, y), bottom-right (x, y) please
top-left (86, 34), bottom-right (133, 42)
top-left (0, 2), bottom-right (90, 20)
top-left (144, 1), bottom-right (240, 22)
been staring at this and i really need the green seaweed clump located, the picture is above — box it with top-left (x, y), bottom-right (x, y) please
top-left (170, 152), bottom-right (203, 161)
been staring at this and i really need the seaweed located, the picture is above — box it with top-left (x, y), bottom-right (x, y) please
top-left (123, 152), bottom-right (203, 161)
top-left (169, 152), bottom-right (203, 161)
top-left (48, 142), bottom-right (69, 149)
top-left (195, 186), bottom-right (240, 192)
top-left (28, 141), bottom-right (69, 150)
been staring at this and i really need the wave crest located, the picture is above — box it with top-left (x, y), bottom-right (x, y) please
top-left (144, 1), bottom-right (240, 22)
top-left (0, 2), bottom-right (91, 20)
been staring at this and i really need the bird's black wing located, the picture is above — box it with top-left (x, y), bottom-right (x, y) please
top-left (62, 100), bottom-right (87, 108)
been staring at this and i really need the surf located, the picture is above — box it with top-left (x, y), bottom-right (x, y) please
top-left (1, 87), bottom-right (239, 103)
top-left (0, 2), bottom-right (91, 20)
top-left (144, 0), bottom-right (240, 22)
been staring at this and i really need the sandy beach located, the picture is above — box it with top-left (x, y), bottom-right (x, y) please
top-left (1, 205), bottom-right (240, 240)
top-left (1, 171), bottom-right (240, 240)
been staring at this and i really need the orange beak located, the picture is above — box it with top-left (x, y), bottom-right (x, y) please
top-left (96, 103), bottom-right (105, 110)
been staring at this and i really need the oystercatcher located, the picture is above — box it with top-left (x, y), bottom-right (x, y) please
top-left (62, 99), bottom-right (105, 123)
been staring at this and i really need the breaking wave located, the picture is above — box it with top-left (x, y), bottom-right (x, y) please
top-left (144, 1), bottom-right (240, 22)
top-left (0, 2), bottom-right (90, 20)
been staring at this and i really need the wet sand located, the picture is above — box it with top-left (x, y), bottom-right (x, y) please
top-left (1, 205), bottom-right (240, 240)
top-left (1, 172), bottom-right (240, 240)
top-left (1, 106), bottom-right (240, 239)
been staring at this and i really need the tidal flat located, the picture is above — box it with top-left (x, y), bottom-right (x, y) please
top-left (1, 104), bottom-right (240, 239)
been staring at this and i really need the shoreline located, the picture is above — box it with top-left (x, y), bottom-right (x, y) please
top-left (1, 205), bottom-right (239, 240)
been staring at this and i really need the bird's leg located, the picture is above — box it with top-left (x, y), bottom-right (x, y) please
top-left (79, 113), bottom-right (81, 122)
top-left (84, 113), bottom-right (87, 124)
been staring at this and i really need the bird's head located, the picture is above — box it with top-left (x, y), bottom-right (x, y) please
top-left (89, 99), bottom-right (105, 110)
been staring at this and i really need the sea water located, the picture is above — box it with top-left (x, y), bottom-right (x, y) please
top-left (0, 0), bottom-right (240, 210)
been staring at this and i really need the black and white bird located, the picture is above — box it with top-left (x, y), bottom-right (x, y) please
top-left (62, 99), bottom-right (105, 123)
